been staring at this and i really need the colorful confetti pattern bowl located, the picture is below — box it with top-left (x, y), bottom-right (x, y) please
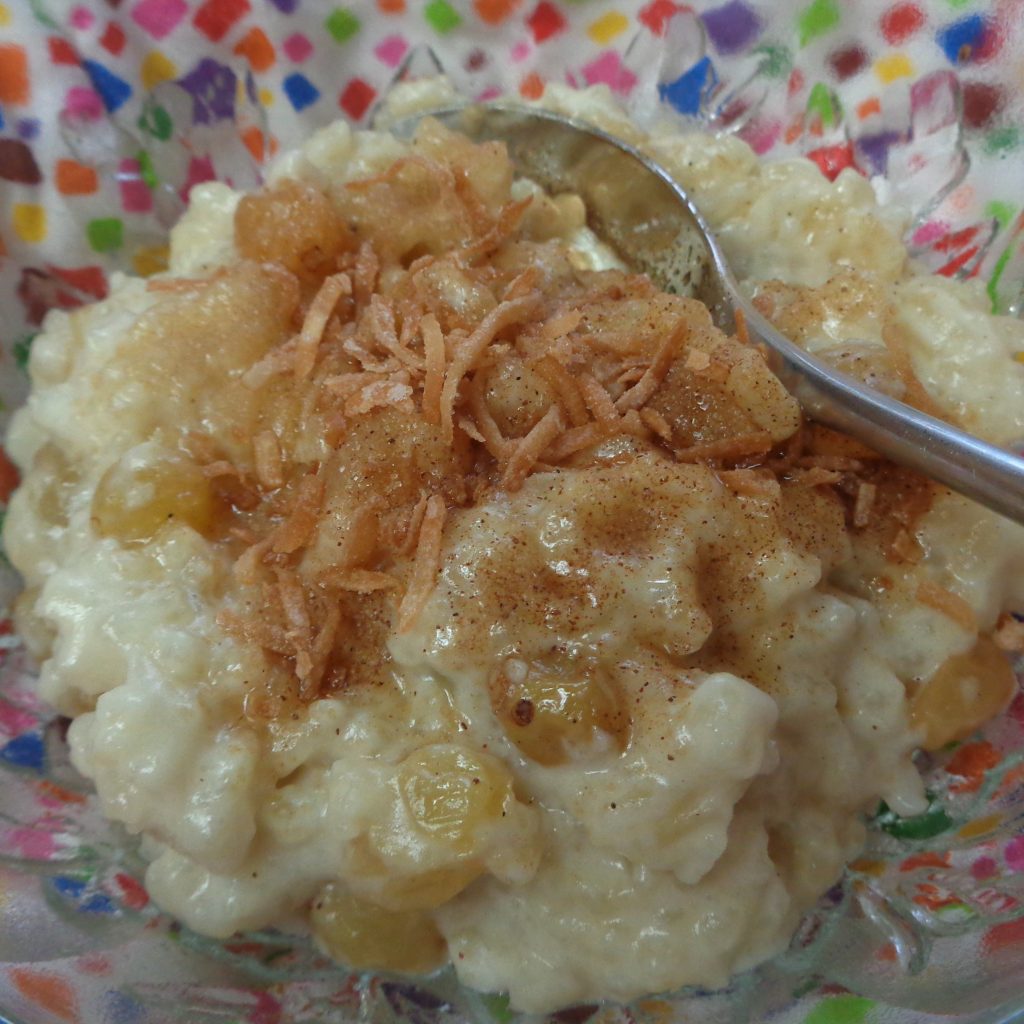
top-left (2, 1), bottom-right (1024, 1022)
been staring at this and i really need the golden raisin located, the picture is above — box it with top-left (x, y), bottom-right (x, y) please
top-left (310, 883), bottom-right (446, 974)
top-left (910, 635), bottom-right (1017, 750)
top-left (351, 859), bottom-right (482, 912)
top-left (397, 744), bottom-right (513, 853)
top-left (92, 450), bottom-right (216, 544)
top-left (491, 659), bottom-right (630, 766)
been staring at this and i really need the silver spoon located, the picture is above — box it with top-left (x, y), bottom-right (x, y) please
top-left (390, 103), bottom-right (1024, 527)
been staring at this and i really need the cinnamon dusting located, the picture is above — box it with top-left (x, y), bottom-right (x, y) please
top-left (154, 119), bottom-right (949, 716)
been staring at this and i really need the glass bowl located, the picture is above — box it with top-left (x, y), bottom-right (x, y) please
top-left (1, 2), bottom-right (1023, 1022)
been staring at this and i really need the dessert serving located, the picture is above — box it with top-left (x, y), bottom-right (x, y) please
top-left (5, 83), bottom-right (1024, 1011)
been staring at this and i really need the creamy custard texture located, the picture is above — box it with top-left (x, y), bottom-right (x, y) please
top-left (6, 84), bottom-right (1024, 1012)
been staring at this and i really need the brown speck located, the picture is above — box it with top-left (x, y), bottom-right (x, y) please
top-left (512, 698), bottom-right (535, 726)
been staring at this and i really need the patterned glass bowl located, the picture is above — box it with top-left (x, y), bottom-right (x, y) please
top-left (2, 2), bottom-right (1024, 1023)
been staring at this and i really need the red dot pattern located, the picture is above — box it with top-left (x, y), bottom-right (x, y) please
top-left (879, 2), bottom-right (925, 46)
top-left (192, 0), bottom-right (251, 43)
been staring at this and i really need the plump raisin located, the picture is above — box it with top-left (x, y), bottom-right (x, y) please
top-left (490, 659), bottom-right (630, 765)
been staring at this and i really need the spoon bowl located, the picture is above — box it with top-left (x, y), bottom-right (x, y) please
top-left (390, 103), bottom-right (1024, 526)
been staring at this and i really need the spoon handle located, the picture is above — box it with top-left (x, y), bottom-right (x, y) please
top-left (740, 298), bottom-right (1024, 527)
top-left (388, 102), bottom-right (1024, 528)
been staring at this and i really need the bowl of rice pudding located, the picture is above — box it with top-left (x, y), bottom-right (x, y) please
top-left (4, 25), bottom-right (1024, 1024)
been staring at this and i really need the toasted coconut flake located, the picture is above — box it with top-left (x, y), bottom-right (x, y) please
top-left (503, 267), bottom-right (541, 302)
top-left (466, 374), bottom-right (513, 460)
top-left (343, 343), bottom-right (399, 374)
top-left (640, 407), bottom-right (673, 442)
top-left (457, 416), bottom-right (487, 443)
top-left (545, 422), bottom-right (607, 461)
top-left (461, 196), bottom-right (532, 261)
top-left (734, 307), bottom-right (750, 346)
top-left (718, 469), bottom-right (782, 499)
top-left (319, 568), bottom-right (399, 593)
top-left (300, 602), bottom-right (343, 701)
top-left (542, 309), bottom-right (583, 341)
top-left (675, 431), bottom-right (774, 464)
top-left (615, 324), bottom-right (686, 412)
top-left (789, 467), bottom-right (844, 487)
top-left (453, 168), bottom-right (492, 233)
top-left (397, 495), bottom-right (447, 633)
top-left (399, 494), bottom-right (430, 557)
top-left (276, 568), bottom-right (311, 642)
top-left (369, 295), bottom-right (425, 372)
top-left (295, 273), bottom-right (351, 380)
top-left (889, 528), bottom-right (924, 564)
top-left (353, 242), bottom-right (380, 308)
top-left (212, 473), bottom-right (262, 512)
top-left (324, 503), bottom-right (378, 570)
top-left (766, 425), bottom-right (806, 471)
top-left (345, 378), bottom-right (415, 417)
top-left (243, 337), bottom-right (298, 389)
top-left (503, 405), bottom-right (565, 492)
top-left (296, 649), bottom-right (316, 683)
top-left (579, 372), bottom-right (620, 424)
top-left (323, 371), bottom-right (385, 399)
top-left (440, 293), bottom-right (541, 441)
top-left (272, 473), bottom-right (325, 554)
top-left (233, 536), bottom-right (275, 585)
top-left (853, 482), bottom-right (877, 528)
top-left (324, 411), bottom-right (348, 448)
top-left (532, 354), bottom-right (589, 427)
top-left (201, 460), bottom-right (241, 479)
top-left (254, 431), bottom-right (284, 491)
top-left (994, 613), bottom-right (1024, 652)
top-left (615, 365), bottom-right (647, 390)
top-left (407, 254), bottom-right (437, 277)
top-left (795, 454), bottom-right (863, 472)
top-left (620, 409), bottom-right (647, 437)
top-left (917, 580), bottom-right (977, 632)
top-left (183, 431), bottom-right (221, 465)
top-left (421, 313), bottom-right (446, 425)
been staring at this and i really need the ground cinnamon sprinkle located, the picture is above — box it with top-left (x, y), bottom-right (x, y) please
top-left (203, 119), bottom-right (954, 714)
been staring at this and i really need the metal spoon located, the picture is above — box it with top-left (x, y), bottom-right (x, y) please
top-left (390, 103), bottom-right (1024, 527)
